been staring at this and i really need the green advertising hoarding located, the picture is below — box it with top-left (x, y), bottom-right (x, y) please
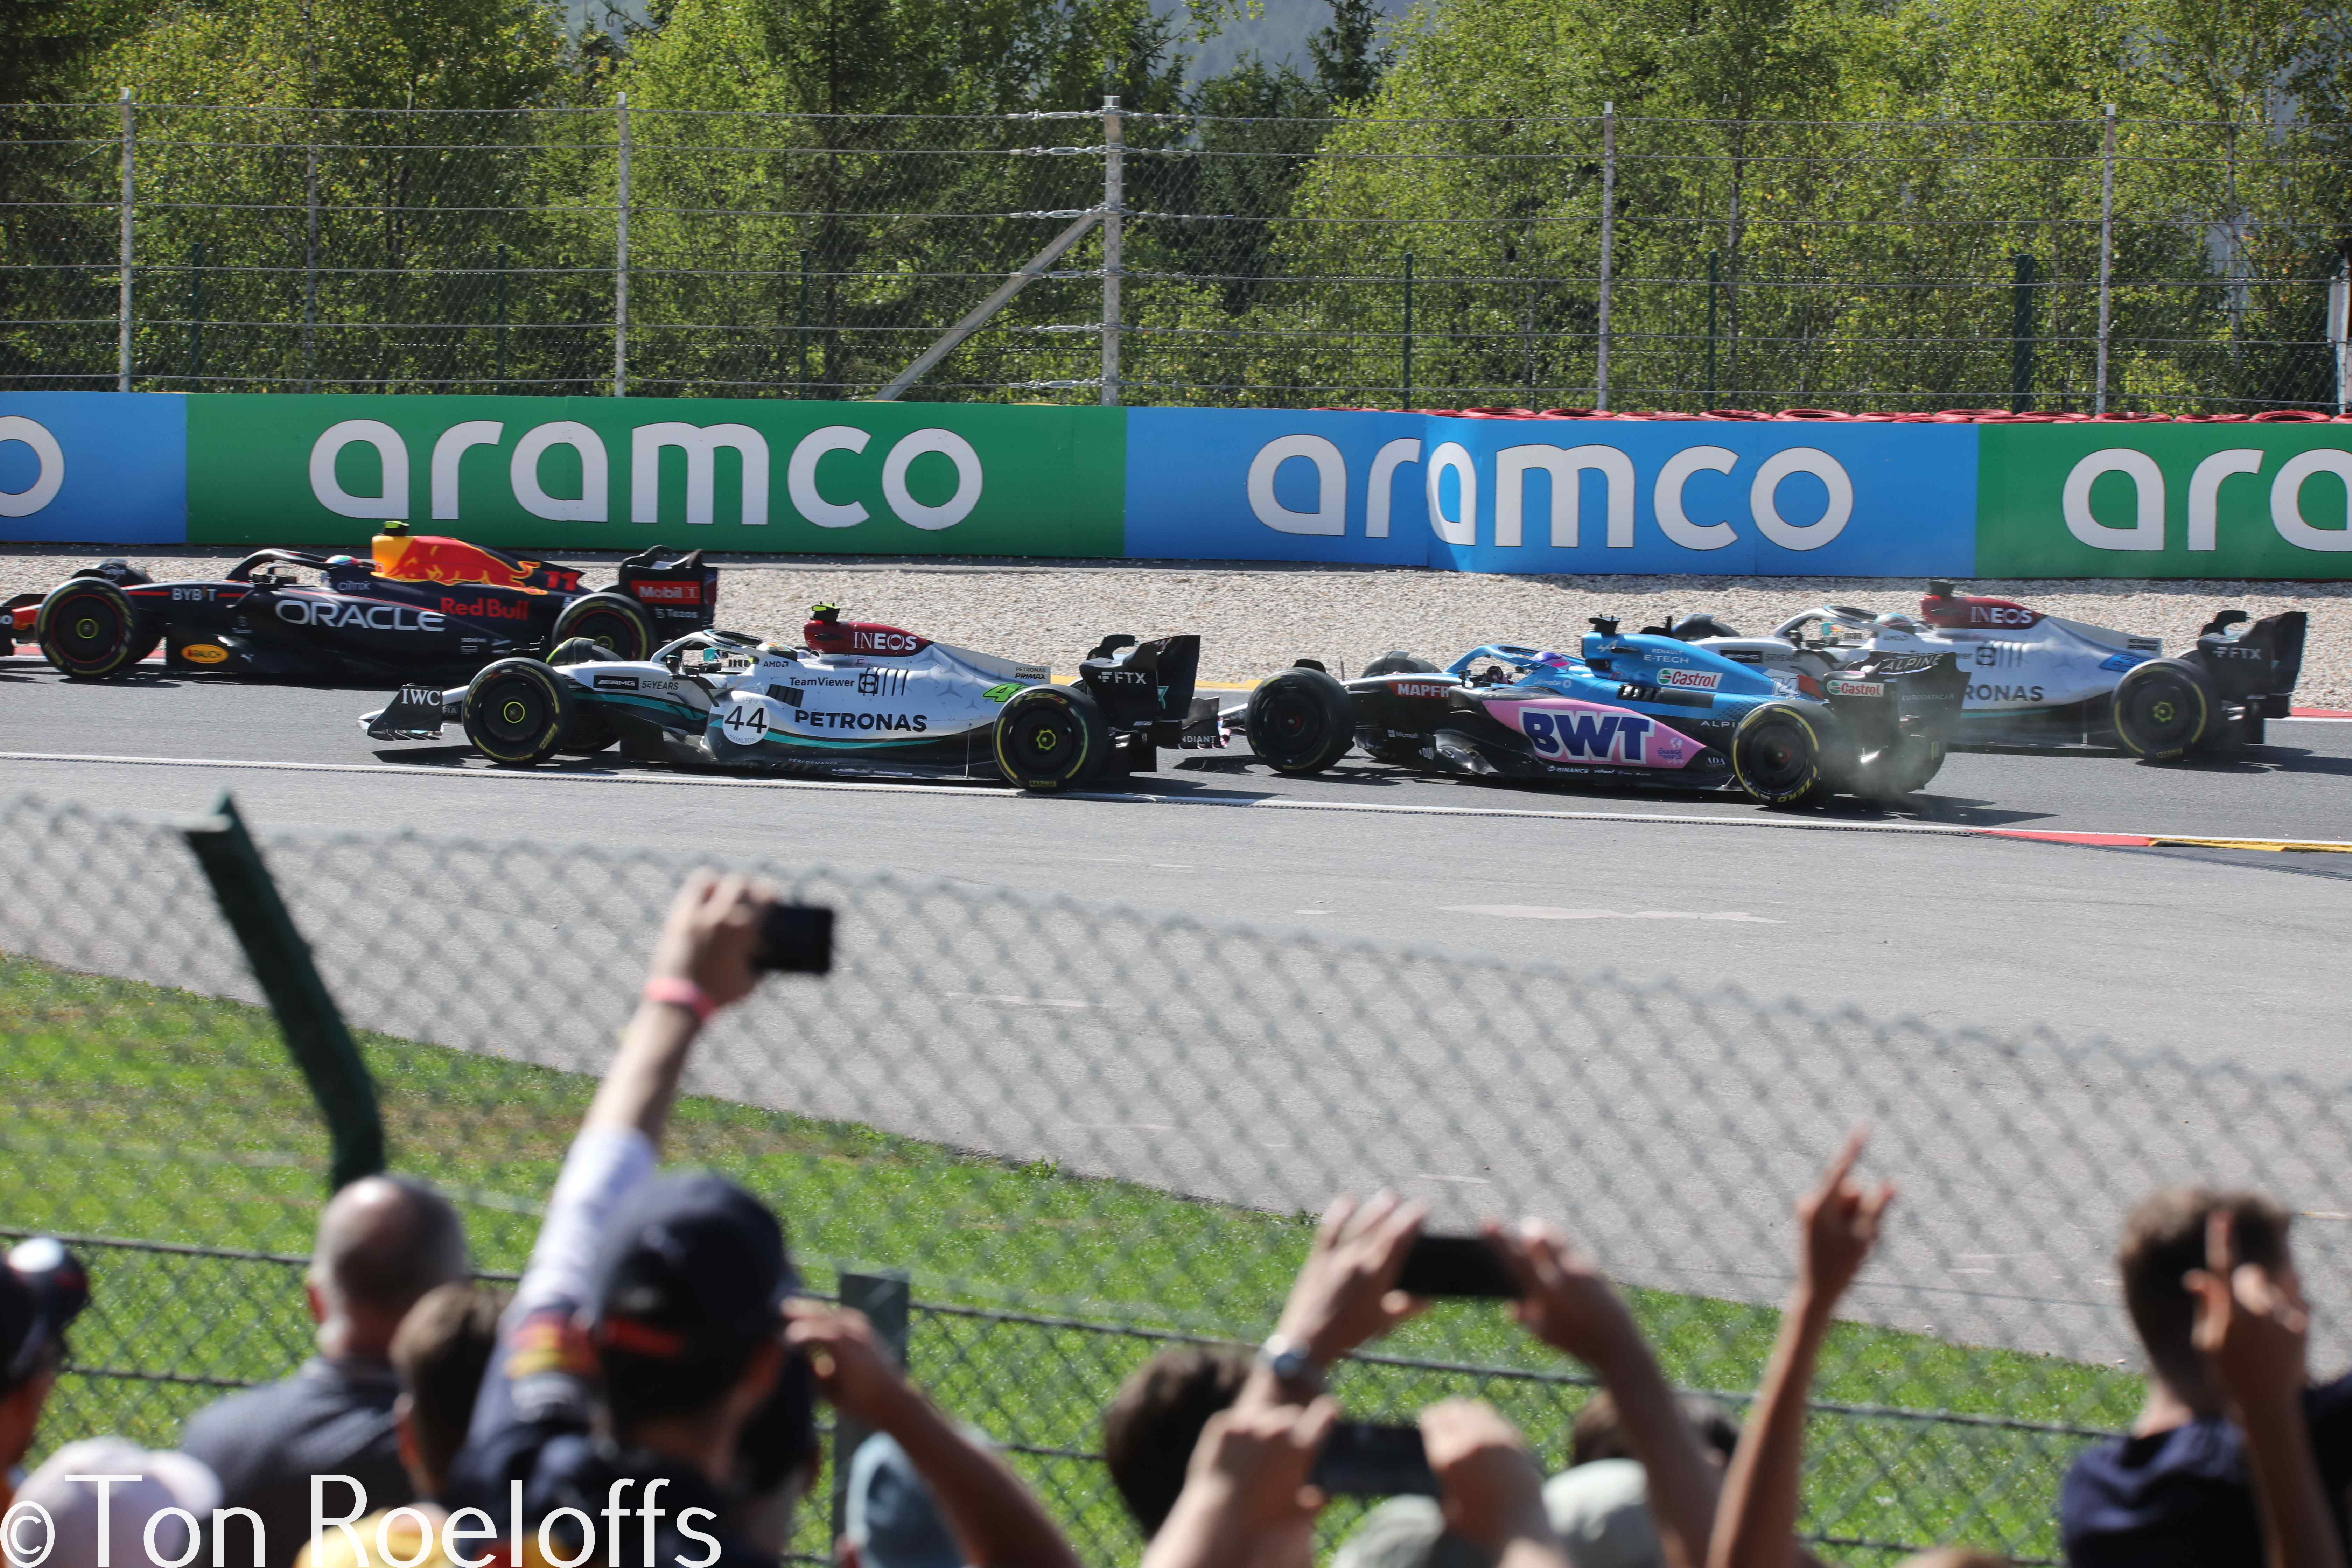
top-left (1978, 423), bottom-right (2352, 579)
top-left (184, 394), bottom-right (1126, 557)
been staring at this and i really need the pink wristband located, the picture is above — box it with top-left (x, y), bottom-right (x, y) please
top-left (642, 976), bottom-right (717, 1024)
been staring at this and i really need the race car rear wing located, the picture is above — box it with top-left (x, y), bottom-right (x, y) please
top-left (616, 547), bottom-right (719, 636)
top-left (2197, 609), bottom-right (2305, 714)
top-left (1077, 633), bottom-right (1204, 746)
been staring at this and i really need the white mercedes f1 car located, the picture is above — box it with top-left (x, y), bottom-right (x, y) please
top-left (360, 604), bottom-right (1221, 790)
top-left (1668, 582), bottom-right (2306, 759)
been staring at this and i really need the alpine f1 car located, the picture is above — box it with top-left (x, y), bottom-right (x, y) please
top-left (1240, 617), bottom-right (1966, 807)
top-left (1674, 581), bottom-right (2307, 760)
top-left (360, 604), bottom-right (1223, 791)
top-left (4, 523), bottom-right (717, 682)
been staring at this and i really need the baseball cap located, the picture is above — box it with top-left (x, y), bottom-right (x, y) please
top-left (1, 1237), bottom-right (88, 1392)
top-left (10, 1438), bottom-right (220, 1568)
top-left (844, 1433), bottom-right (962, 1568)
top-left (590, 1173), bottom-right (794, 1410)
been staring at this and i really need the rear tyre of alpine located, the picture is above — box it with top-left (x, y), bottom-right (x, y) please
top-left (1362, 651), bottom-right (1438, 676)
top-left (2111, 658), bottom-right (2213, 761)
top-left (1246, 667), bottom-right (1357, 775)
top-left (554, 704), bottom-right (619, 757)
top-left (1853, 736), bottom-right (1946, 800)
top-left (1730, 702), bottom-right (1828, 808)
top-left (36, 578), bottom-right (158, 679)
top-left (993, 684), bottom-right (1111, 792)
top-left (462, 658), bottom-right (574, 767)
top-left (549, 593), bottom-right (656, 660)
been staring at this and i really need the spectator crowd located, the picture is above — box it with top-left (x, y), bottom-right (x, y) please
top-left (2, 871), bottom-right (2345, 1568)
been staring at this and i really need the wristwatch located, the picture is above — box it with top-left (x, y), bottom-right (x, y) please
top-left (1255, 1334), bottom-right (1326, 1394)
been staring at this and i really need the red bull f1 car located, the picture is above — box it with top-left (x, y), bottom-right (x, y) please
top-left (360, 604), bottom-right (1224, 791)
top-left (4, 524), bottom-right (716, 682)
top-left (1675, 581), bottom-right (2307, 759)
top-left (1240, 617), bottom-right (1966, 807)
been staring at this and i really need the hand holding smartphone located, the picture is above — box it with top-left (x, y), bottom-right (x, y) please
top-left (1393, 1233), bottom-right (1520, 1299)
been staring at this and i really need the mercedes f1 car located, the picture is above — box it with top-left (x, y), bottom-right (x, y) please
top-left (1240, 617), bottom-right (1967, 807)
top-left (360, 604), bottom-right (1222, 791)
top-left (1675, 581), bottom-right (2307, 760)
top-left (4, 524), bottom-right (716, 682)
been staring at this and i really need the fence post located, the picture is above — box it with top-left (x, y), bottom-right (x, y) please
top-left (180, 792), bottom-right (384, 1194)
top-left (2331, 247), bottom-right (2349, 418)
top-left (2009, 253), bottom-right (2037, 413)
top-left (1704, 249), bottom-right (1720, 407)
top-left (828, 1270), bottom-right (911, 1542)
top-left (118, 89), bottom-right (134, 393)
top-left (2095, 104), bottom-right (2115, 414)
top-left (614, 92), bottom-right (630, 398)
top-left (797, 247), bottom-right (811, 393)
top-left (495, 242), bottom-right (508, 388)
top-left (189, 241), bottom-right (204, 386)
top-left (304, 121), bottom-right (320, 391)
top-left (1596, 102), bottom-right (1614, 411)
top-left (1100, 95), bottom-right (1123, 407)
top-left (1401, 251), bottom-right (1413, 411)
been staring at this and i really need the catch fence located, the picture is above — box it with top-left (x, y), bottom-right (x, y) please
top-left (4, 102), bottom-right (2350, 412)
top-left (2, 789), bottom-right (2346, 1564)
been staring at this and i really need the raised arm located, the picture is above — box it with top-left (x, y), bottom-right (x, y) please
top-left (584, 869), bottom-right (771, 1145)
top-left (1420, 1399), bottom-right (1572, 1568)
top-left (1707, 1130), bottom-right (1893, 1568)
top-left (2188, 1212), bottom-right (2343, 1568)
top-left (1139, 1395), bottom-right (1336, 1568)
top-left (1241, 1192), bottom-right (1428, 1410)
top-left (786, 1302), bottom-right (1083, 1568)
top-left (1492, 1221), bottom-right (1720, 1568)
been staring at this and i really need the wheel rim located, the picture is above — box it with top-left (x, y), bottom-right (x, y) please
top-left (2123, 678), bottom-right (2199, 748)
top-left (1006, 705), bottom-right (1081, 776)
top-left (1260, 691), bottom-right (1327, 758)
top-left (52, 594), bottom-right (125, 666)
top-left (479, 679), bottom-right (549, 745)
top-left (1742, 719), bottom-right (1812, 792)
top-left (567, 609), bottom-right (636, 656)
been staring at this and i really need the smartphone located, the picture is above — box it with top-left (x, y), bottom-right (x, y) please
top-left (1310, 1422), bottom-right (1439, 1497)
top-left (753, 903), bottom-right (835, 975)
top-left (1393, 1233), bottom-right (1520, 1299)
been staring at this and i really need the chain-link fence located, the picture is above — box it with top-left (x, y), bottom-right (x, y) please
top-left (5, 102), bottom-right (2350, 411)
top-left (2, 788), bottom-right (2346, 1564)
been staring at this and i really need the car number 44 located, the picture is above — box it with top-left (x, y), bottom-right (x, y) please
top-left (721, 702), bottom-right (769, 742)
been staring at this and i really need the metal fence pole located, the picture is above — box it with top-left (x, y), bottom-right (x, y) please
top-left (797, 247), bottom-right (811, 394)
top-left (2010, 253), bottom-right (2037, 413)
top-left (118, 89), bottom-right (134, 393)
top-left (1401, 251), bottom-right (1413, 411)
top-left (2331, 247), bottom-right (2349, 417)
top-left (828, 1271), bottom-right (911, 1542)
top-left (495, 242), bottom-right (508, 388)
top-left (2095, 104), bottom-right (2115, 415)
top-left (614, 91), bottom-right (630, 398)
top-left (189, 241), bottom-right (204, 386)
top-left (1704, 249), bottom-right (1720, 407)
top-left (1596, 102), bottom-right (1614, 411)
top-left (1100, 95), bottom-right (1123, 407)
top-left (304, 120), bottom-right (320, 391)
top-left (179, 792), bottom-right (384, 1194)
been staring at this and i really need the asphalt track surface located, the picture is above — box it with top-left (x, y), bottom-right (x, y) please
top-left (6, 665), bottom-right (2351, 1359)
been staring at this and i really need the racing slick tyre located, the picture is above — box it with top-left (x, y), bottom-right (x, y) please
top-left (462, 658), bottom-right (574, 767)
top-left (1246, 667), bottom-right (1357, 775)
top-left (1851, 736), bottom-right (1947, 800)
top-left (1362, 651), bottom-right (1439, 676)
top-left (549, 593), bottom-right (656, 660)
top-left (993, 684), bottom-right (1111, 791)
top-left (1730, 702), bottom-right (1829, 808)
top-left (36, 577), bottom-right (158, 679)
top-left (546, 636), bottom-right (624, 666)
top-left (2111, 658), bottom-right (2215, 761)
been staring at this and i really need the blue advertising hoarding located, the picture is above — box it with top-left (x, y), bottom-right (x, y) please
top-left (1124, 409), bottom-right (1979, 575)
top-left (0, 392), bottom-right (189, 544)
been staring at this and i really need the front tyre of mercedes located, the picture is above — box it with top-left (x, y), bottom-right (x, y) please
top-left (548, 593), bottom-right (656, 661)
top-left (993, 684), bottom-right (1111, 791)
top-left (1245, 667), bottom-right (1357, 775)
top-left (36, 578), bottom-right (159, 679)
top-left (2111, 658), bottom-right (2213, 761)
top-left (462, 658), bottom-right (574, 767)
top-left (1730, 702), bottom-right (1828, 808)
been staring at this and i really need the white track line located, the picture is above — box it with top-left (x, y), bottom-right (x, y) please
top-left (0, 749), bottom-right (1983, 834)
